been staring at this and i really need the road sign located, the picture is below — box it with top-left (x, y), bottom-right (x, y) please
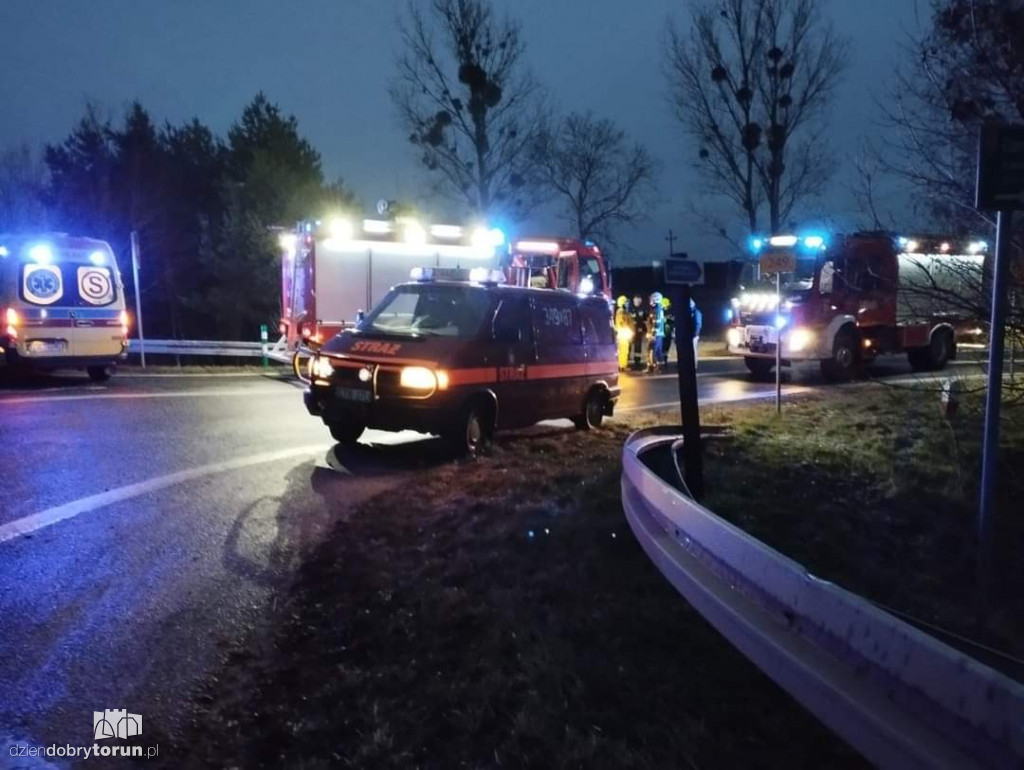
top-left (664, 257), bottom-right (702, 284)
top-left (759, 251), bottom-right (797, 274)
top-left (977, 124), bottom-right (1024, 211)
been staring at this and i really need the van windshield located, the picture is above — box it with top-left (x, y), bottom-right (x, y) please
top-left (361, 284), bottom-right (493, 338)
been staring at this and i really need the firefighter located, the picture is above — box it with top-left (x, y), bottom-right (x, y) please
top-left (661, 296), bottom-right (674, 369)
top-left (630, 294), bottom-right (647, 370)
top-left (689, 297), bottom-right (703, 371)
top-left (614, 296), bottom-right (635, 371)
top-left (648, 292), bottom-right (665, 372)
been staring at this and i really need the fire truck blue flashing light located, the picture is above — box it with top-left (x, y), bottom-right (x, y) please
top-left (803, 235), bottom-right (825, 249)
top-left (750, 237), bottom-right (765, 253)
top-left (775, 314), bottom-right (787, 330)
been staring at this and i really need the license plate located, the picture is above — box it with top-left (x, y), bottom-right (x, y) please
top-left (335, 386), bottom-right (372, 403)
top-left (27, 340), bottom-right (68, 354)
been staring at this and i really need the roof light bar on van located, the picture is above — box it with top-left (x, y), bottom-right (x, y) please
top-left (468, 267), bottom-right (506, 284)
top-left (515, 240), bottom-right (560, 254)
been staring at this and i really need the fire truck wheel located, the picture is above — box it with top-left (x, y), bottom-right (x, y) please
top-left (744, 357), bottom-right (775, 378)
top-left (447, 398), bottom-right (494, 457)
top-left (821, 330), bottom-right (859, 382)
top-left (328, 420), bottom-right (365, 445)
top-left (909, 329), bottom-right (953, 372)
top-left (87, 365), bottom-right (111, 383)
top-left (574, 388), bottom-right (606, 430)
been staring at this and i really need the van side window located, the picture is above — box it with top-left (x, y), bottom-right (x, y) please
top-left (582, 303), bottom-right (614, 345)
top-left (531, 297), bottom-right (581, 346)
top-left (493, 296), bottom-right (531, 342)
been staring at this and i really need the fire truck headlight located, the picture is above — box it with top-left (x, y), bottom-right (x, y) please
top-left (727, 328), bottom-right (742, 348)
top-left (400, 366), bottom-right (436, 390)
top-left (787, 328), bottom-right (814, 352)
top-left (313, 356), bottom-right (335, 380)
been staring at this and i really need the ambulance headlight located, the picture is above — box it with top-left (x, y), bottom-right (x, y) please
top-left (787, 328), bottom-right (814, 352)
top-left (727, 328), bottom-right (742, 348)
top-left (313, 356), bottom-right (335, 380)
top-left (399, 366), bottom-right (437, 390)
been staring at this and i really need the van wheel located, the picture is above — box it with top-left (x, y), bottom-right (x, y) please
top-left (744, 357), bottom-right (774, 378)
top-left (448, 400), bottom-right (493, 457)
top-left (87, 365), bottom-right (111, 383)
top-left (328, 421), bottom-right (365, 445)
top-left (821, 330), bottom-right (859, 382)
top-left (573, 389), bottom-right (606, 430)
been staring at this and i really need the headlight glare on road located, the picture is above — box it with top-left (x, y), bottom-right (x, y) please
top-left (787, 328), bottom-right (814, 353)
top-left (313, 356), bottom-right (335, 380)
top-left (400, 366), bottom-right (436, 390)
top-left (727, 328), bottom-right (742, 348)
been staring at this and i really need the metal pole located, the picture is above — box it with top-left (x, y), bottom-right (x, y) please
top-left (675, 284), bottom-right (704, 500)
top-left (978, 210), bottom-right (1012, 594)
top-left (130, 231), bottom-right (146, 369)
top-left (1010, 293), bottom-right (1017, 381)
top-left (775, 271), bottom-right (782, 414)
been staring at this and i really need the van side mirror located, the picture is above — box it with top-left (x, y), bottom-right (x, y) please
top-left (494, 327), bottom-right (521, 344)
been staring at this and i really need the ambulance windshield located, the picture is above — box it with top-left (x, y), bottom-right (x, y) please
top-left (362, 284), bottom-right (493, 338)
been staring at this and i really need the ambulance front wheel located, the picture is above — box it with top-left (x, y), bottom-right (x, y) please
top-left (87, 365), bottom-right (111, 383)
top-left (328, 420), bottom-right (365, 445)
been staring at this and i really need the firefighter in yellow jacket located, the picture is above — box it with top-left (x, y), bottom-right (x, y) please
top-left (614, 296), bottom-right (635, 371)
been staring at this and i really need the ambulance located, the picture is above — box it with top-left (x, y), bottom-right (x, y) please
top-left (1, 233), bottom-right (129, 380)
top-left (303, 267), bottom-right (620, 455)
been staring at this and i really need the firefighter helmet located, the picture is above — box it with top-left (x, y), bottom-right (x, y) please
top-left (661, 297), bottom-right (672, 310)
top-left (617, 295), bottom-right (628, 308)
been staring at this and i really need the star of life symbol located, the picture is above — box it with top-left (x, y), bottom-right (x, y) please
top-left (93, 709), bottom-right (143, 740)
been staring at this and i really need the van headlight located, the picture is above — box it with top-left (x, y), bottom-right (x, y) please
top-left (787, 328), bottom-right (814, 352)
top-left (313, 356), bottom-right (335, 379)
top-left (727, 328), bottom-right (742, 348)
top-left (399, 366), bottom-right (437, 390)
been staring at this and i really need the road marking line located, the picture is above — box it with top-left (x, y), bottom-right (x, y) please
top-left (0, 388), bottom-right (291, 406)
top-left (0, 444), bottom-right (330, 545)
top-left (118, 372), bottom-right (287, 379)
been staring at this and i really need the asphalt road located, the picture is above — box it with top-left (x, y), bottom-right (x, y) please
top-left (0, 355), bottom-right (982, 765)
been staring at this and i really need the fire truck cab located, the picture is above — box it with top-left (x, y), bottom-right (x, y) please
top-left (728, 232), bottom-right (986, 381)
top-left (508, 238), bottom-right (611, 301)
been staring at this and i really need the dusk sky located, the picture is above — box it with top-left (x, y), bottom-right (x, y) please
top-left (1, 0), bottom-right (925, 263)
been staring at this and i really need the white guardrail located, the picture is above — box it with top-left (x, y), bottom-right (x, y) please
top-left (127, 337), bottom-right (294, 363)
top-left (622, 428), bottom-right (1024, 769)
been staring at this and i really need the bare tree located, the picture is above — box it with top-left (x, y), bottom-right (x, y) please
top-left (391, 0), bottom-right (546, 218)
top-left (666, 0), bottom-right (848, 239)
top-left (881, 0), bottom-right (1024, 232)
top-left (535, 113), bottom-right (655, 245)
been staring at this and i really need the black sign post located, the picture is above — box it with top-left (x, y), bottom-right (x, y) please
top-left (975, 124), bottom-right (1023, 598)
top-left (665, 256), bottom-right (704, 500)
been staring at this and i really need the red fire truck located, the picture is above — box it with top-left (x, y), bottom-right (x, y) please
top-left (277, 218), bottom-right (611, 376)
top-left (727, 232), bottom-right (987, 381)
